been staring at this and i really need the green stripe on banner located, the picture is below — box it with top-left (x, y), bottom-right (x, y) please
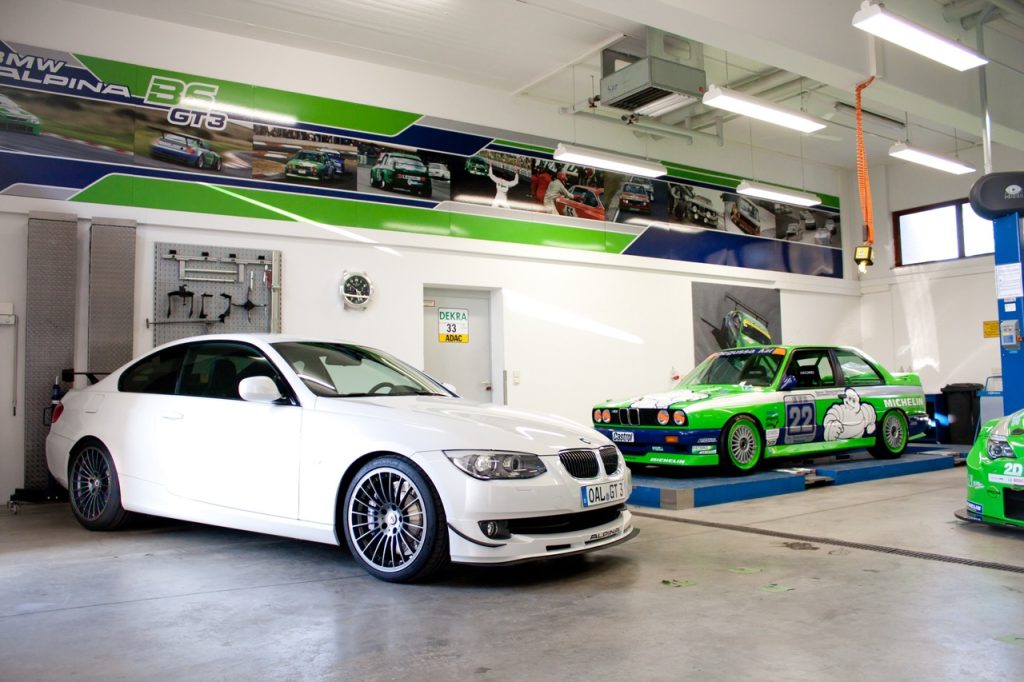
top-left (77, 55), bottom-right (420, 136)
top-left (69, 177), bottom-right (629, 252)
top-left (449, 213), bottom-right (621, 253)
top-left (493, 139), bottom-right (555, 154)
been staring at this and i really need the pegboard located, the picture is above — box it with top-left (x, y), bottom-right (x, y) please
top-left (150, 242), bottom-right (282, 346)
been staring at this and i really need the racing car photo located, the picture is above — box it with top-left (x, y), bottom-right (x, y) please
top-left (371, 152), bottom-right (433, 197)
top-left (618, 183), bottom-right (652, 214)
top-left (592, 345), bottom-right (928, 473)
top-left (464, 155), bottom-right (489, 176)
top-left (149, 132), bottom-right (222, 170)
top-left (0, 94), bottom-right (41, 135)
top-left (960, 408), bottom-right (1024, 529)
top-left (318, 149), bottom-right (347, 176)
top-left (555, 186), bottom-right (606, 221)
top-left (285, 150), bottom-right (335, 181)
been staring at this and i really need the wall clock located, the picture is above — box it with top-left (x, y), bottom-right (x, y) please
top-left (340, 271), bottom-right (373, 309)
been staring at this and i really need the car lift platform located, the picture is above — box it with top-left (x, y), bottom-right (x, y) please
top-left (627, 445), bottom-right (965, 510)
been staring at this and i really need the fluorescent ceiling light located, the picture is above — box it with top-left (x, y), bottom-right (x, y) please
top-left (633, 92), bottom-right (697, 118)
top-left (553, 143), bottom-right (665, 178)
top-left (852, 2), bottom-right (988, 71)
top-left (737, 180), bottom-right (821, 207)
top-left (888, 142), bottom-right (976, 175)
top-left (701, 85), bottom-right (826, 133)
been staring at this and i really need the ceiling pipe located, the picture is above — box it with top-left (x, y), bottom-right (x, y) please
top-left (977, 3), bottom-right (996, 173)
top-left (559, 100), bottom-right (704, 144)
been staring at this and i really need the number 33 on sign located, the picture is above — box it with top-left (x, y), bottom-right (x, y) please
top-left (438, 308), bottom-right (469, 343)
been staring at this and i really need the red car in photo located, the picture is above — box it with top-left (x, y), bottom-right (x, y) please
top-left (618, 182), bottom-right (652, 214)
top-left (555, 186), bottom-right (606, 221)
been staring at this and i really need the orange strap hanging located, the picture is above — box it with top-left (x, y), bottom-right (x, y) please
top-left (855, 76), bottom-right (875, 245)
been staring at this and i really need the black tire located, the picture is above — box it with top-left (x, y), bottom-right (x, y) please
top-left (869, 410), bottom-right (908, 459)
top-left (342, 455), bottom-right (449, 583)
top-left (718, 415), bottom-right (764, 475)
top-left (370, 173), bottom-right (380, 189)
top-left (194, 156), bottom-right (205, 169)
top-left (214, 158), bottom-right (222, 172)
top-left (68, 442), bottom-right (131, 531)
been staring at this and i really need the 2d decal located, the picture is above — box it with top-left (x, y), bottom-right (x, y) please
top-left (823, 388), bottom-right (876, 441)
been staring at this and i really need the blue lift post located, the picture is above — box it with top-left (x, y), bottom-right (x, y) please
top-left (994, 211), bottom-right (1024, 415)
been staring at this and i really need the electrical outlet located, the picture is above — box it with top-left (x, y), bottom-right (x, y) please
top-left (513, 369), bottom-right (521, 385)
top-left (0, 314), bottom-right (14, 326)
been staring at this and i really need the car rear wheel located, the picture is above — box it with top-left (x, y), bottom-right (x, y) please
top-left (194, 156), bottom-right (205, 169)
top-left (720, 416), bottom-right (763, 474)
top-left (68, 442), bottom-right (131, 531)
top-left (870, 410), bottom-right (908, 459)
top-left (342, 456), bottom-right (449, 583)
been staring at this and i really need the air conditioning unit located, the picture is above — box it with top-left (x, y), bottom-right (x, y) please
top-left (600, 57), bottom-right (707, 114)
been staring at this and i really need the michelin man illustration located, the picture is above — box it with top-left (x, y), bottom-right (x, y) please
top-left (488, 163), bottom-right (519, 209)
top-left (824, 388), bottom-right (876, 441)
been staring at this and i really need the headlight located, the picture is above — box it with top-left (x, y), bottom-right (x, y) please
top-left (673, 410), bottom-right (687, 426)
top-left (986, 435), bottom-right (1015, 460)
top-left (657, 409), bottom-right (670, 425)
top-left (601, 409), bottom-right (611, 423)
top-left (444, 450), bottom-right (546, 480)
top-left (593, 409), bottom-right (602, 423)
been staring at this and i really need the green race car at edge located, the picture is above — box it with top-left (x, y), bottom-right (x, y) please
top-left (592, 345), bottom-right (929, 473)
top-left (962, 410), bottom-right (1024, 529)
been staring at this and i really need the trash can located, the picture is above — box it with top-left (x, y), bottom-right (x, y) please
top-left (941, 383), bottom-right (984, 444)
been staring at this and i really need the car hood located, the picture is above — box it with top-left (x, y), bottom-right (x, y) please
top-left (598, 384), bottom-right (769, 410)
top-left (312, 395), bottom-right (609, 454)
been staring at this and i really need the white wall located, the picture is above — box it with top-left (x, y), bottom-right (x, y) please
top-left (856, 143), bottom-right (1024, 393)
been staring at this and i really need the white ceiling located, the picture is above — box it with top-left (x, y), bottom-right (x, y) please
top-left (66, 0), bottom-right (1017, 171)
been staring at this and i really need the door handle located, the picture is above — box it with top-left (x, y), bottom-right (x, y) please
top-left (161, 412), bottom-right (184, 421)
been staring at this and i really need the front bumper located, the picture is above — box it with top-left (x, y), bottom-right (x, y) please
top-left (594, 426), bottom-right (722, 467)
top-left (965, 456), bottom-right (1024, 529)
top-left (415, 451), bottom-right (635, 564)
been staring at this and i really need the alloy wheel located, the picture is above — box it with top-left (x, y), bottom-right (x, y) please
top-left (347, 467), bottom-right (427, 573)
top-left (71, 446), bottom-right (110, 521)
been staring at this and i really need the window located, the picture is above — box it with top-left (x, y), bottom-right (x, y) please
top-left (785, 350), bottom-right (836, 389)
top-left (894, 199), bottom-right (994, 266)
top-left (118, 346), bottom-right (187, 394)
top-left (272, 342), bottom-right (445, 397)
top-left (178, 342), bottom-right (284, 400)
top-left (834, 349), bottom-right (883, 386)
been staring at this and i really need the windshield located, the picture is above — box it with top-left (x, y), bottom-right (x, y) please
top-left (394, 157), bottom-right (426, 172)
top-left (624, 184), bottom-right (645, 195)
top-left (272, 342), bottom-right (446, 398)
top-left (294, 151), bottom-right (321, 162)
top-left (678, 349), bottom-right (784, 388)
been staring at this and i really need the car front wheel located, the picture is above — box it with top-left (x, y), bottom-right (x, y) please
top-left (870, 410), bottom-right (908, 459)
top-left (720, 416), bottom-right (763, 474)
top-left (68, 442), bottom-right (131, 530)
top-left (343, 456), bottom-right (449, 583)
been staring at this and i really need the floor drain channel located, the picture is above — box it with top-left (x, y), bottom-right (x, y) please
top-left (632, 511), bottom-right (1024, 575)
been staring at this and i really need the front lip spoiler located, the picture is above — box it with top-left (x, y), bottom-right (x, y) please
top-left (954, 507), bottom-right (1024, 530)
top-left (450, 527), bottom-right (640, 566)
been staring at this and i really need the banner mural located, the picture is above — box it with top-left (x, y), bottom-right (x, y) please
top-left (691, 282), bottom-right (783, 364)
top-left (0, 40), bottom-right (843, 277)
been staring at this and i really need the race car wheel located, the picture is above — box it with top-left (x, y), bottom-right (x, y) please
top-left (869, 410), bottom-right (908, 459)
top-left (214, 159), bottom-right (222, 171)
top-left (194, 156), bottom-right (205, 169)
top-left (68, 441), bottom-right (131, 531)
top-left (720, 415), bottom-right (763, 474)
top-left (342, 455), bottom-right (449, 583)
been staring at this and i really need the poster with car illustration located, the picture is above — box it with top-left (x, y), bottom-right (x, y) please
top-left (353, 142), bottom-right (453, 201)
top-left (251, 124), bottom-right (357, 190)
top-left (133, 106), bottom-right (252, 178)
top-left (691, 281), bottom-right (782, 364)
top-left (0, 85), bottom-right (134, 171)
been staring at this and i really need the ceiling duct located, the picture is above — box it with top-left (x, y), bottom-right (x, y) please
top-left (599, 28), bottom-right (706, 116)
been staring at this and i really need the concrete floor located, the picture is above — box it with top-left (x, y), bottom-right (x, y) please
top-left (1, 468), bottom-right (1022, 681)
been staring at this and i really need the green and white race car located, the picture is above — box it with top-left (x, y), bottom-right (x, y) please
top-left (962, 410), bottom-right (1024, 529)
top-left (592, 345), bottom-right (929, 473)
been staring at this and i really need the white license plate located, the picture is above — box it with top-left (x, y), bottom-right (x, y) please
top-left (581, 481), bottom-right (626, 508)
top-left (611, 431), bottom-right (634, 443)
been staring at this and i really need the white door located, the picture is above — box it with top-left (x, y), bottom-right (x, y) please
top-left (162, 341), bottom-right (301, 518)
top-left (423, 288), bottom-right (494, 403)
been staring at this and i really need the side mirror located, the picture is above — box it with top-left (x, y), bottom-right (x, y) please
top-left (239, 376), bottom-right (284, 404)
top-left (779, 375), bottom-right (797, 391)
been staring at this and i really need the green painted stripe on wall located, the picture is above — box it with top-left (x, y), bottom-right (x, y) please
top-left (492, 139), bottom-right (555, 154)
